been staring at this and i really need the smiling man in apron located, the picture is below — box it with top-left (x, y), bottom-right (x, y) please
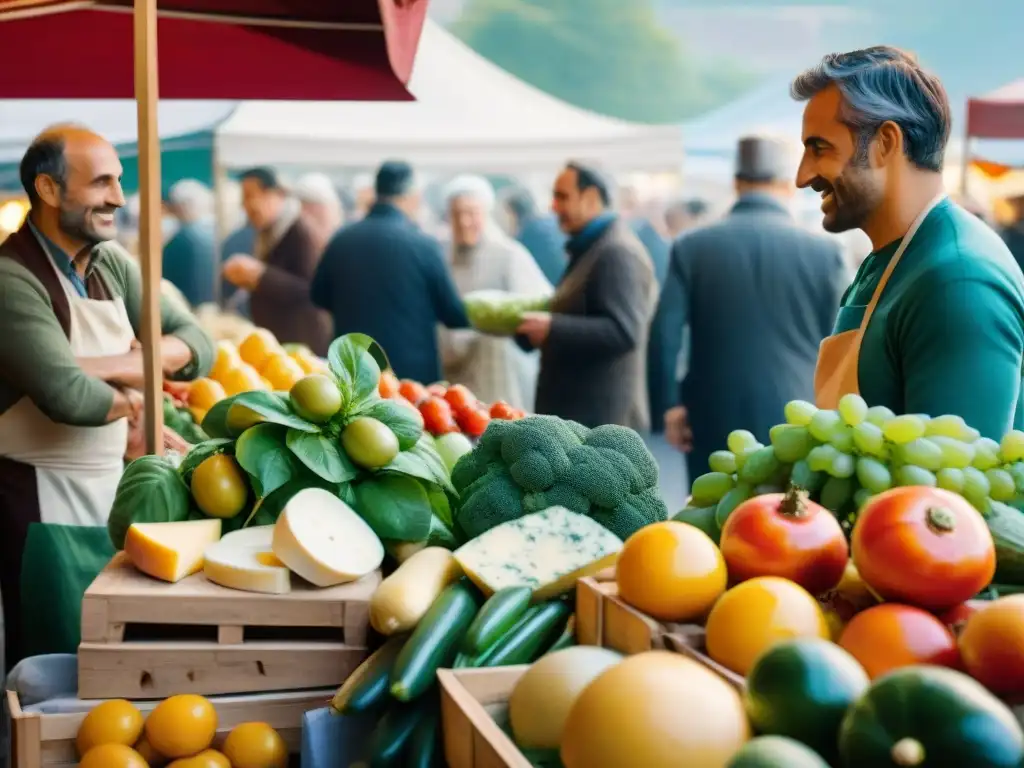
top-left (791, 47), bottom-right (1024, 437)
top-left (0, 125), bottom-right (214, 668)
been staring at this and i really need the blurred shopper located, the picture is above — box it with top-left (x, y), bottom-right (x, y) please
top-left (1003, 193), bottom-right (1024, 273)
top-left (440, 175), bottom-right (551, 410)
top-left (502, 185), bottom-right (567, 286)
top-left (518, 162), bottom-right (657, 430)
top-left (295, 172), bottom-right (344, 256)
top-left (351, 172), bottom-right (376, 221)
top-left (223, 167), bottom-right (332, 355)
top-left (162, 179), bottom-right (216, 307)
top-left (664, 198), bottom-right (709, 240)
top-left (662, 136), bottom-right (845, 478)
top-left (312, 161), bottom-right (469, 384)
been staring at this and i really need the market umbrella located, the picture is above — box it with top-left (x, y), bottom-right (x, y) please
top-left (961, 78), bottom-right (1024, 189)
top-left (0, 0), bottom-right (429, 451)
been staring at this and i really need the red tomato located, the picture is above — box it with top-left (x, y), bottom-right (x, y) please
top-left (938, 599), bottom-right (986, 638)
top-left (444, 384), bottom-right (476, 415)
top-left (425, 383), bottom-right (448, 398)
top-left (489, 401), bottom-right (517, 420)
top-left (960, 596), bottom-right (1024, 694)
top-left (398, 379), bottom-right (428, 405)
top-left (719, 488), bottom-right (849, 595)
top-left (457, 408), bottom-right (491, 438)
top-left (163, 380), bottom-right (190, 406)
top-left (419, 396), bottom-right (457, 436)
top-left (839, 603), bottom-right (961, 679)
top-left (378, 370), bottom-right (401, 398)
top-left (852, 487), bottom-right (995, 612)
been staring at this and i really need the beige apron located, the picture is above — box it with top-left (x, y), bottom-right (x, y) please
top-left (814, 195), bottom-right (946, 408)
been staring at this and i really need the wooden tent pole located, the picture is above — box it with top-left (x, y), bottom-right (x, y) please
top-left (134, 0), bottom-right (164, 454)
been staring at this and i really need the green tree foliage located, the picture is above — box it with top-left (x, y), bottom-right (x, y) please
top-left (450, 0), bottom-right (758, 123)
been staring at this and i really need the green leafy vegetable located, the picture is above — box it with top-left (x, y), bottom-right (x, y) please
top-left (358, 398), bottom-right (424, 451)
top-left (109, 455), bottom-right (191, 549)
top-left (235, 423), bottom-right (297, 497)
top-left (382, 435), bottom-right (456, 495)
top-left (286, 429), bottom-right (359, 484)
top-left (353, 474), bottom-right (433, 541)
top-left (202, 391), bottom-right (319, 438)
top-left (178, 438), bottom-right (233, 486)
top-left (463, 290), bottom-right (552, 335)
top-left (329, 333), bottom-right (388, 412)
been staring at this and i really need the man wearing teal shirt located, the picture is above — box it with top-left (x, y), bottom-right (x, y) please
top-left (792, 46), bottom-right (1024, 439)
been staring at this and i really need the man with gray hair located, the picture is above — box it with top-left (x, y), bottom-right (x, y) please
top-left (163, 179), bottom-right (216, 307)
top-left (662, 135), bottom-right (846, 481)
top-left (792, 46), bottom-right (1024, 438)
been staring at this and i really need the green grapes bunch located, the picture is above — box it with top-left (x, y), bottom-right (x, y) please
top-left (687, 393), bottom-right (1024, 536)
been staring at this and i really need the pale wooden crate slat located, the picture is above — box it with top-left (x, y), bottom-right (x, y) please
top-left (439, 667), bottom-right (533, 768)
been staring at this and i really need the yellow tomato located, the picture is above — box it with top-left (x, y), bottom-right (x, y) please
top-left (209, 340), bottom-right (241, 382)
top-left (704, 576), bottom-right (829, 676)
top-left (616, 521), bottom-right (726, 623)
top-left (221, 363), bottom-right (265, 396)
top-left (77, 699), bottom-right (144, 756)
top-left (290, 348), bottom-right (326, 375)
top-left (168, 749), bottom-right (232, 768)
top-left (222, 722), bottom-right (289, 768)
top-left (238, 329), bottom-right (281, 370)
top-left (188, 377), bottom-right (227, 410)
top-left (144, 694), bottom-right (217, 758)
top-left (133, 734), bottom-right (165, 767)
top-left (261, 353), bottom-right (306, 391)
top-left (79, 744), bottom-right (148, 768)
top-left (189, 406), bottom-right (208, 425)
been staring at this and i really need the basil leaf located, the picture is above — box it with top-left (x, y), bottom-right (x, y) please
top-left (379, 435), bottom-right (457, 495)
top-left (286, 429), bottom-right (359, 484)
top-left (358, 399), bottom-right (424, 451)
top-left (328, 333), bottom-right (389, 412)
top-left (353, 474), bottom-right (432, 541)
top-left (425, 482), bottom-right (455, 528)
top-left (202, 391), bottom-right (319, 437)
top-left (234, 423), bottom-right (297, 497)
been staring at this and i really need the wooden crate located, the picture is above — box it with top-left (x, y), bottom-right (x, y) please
top-left (7, 686), bottom-right (330, 768)
top-left (574, 577), bottom-right (745, 689)
top-left (439, 667), bottom-right (533, 768)
top-left (77, 553), bottom-right (378, 700)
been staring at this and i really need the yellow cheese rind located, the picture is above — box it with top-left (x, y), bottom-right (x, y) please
top-left (125, 519), bottom-right (222, 583)
top-left (271, 488), bottom-right (384, 588)
top-left (203, 526), bottom-right (291, 594)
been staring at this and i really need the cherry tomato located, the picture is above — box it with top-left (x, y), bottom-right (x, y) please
top-left (378, 370), bottom-right (400, 398)
top-left (938, 599), bottom-right (986, 638)
top-left (419, 396), bottom-right (457, 436)
top-left (719, 488), bottom-right (849, 595)
top-left (444, 384), bottom-right (476, 415)
top-left (960, 595), bottom-right (1024, 694)
top-left (839, 603), bottom-right (960, 679)
top-left (852, 487), bottom-right (995, 612)
top-left (426, 383), bottom-right (448, 398)
top-left (489, 401), bottom-right (517, 420)
top-left (457, 408), bottom-right (491, 438)
top-left (398, 379), bottom-right (428, 405)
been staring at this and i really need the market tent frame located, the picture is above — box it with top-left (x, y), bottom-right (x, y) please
top-left (0, 0), bottom-right (430, 453)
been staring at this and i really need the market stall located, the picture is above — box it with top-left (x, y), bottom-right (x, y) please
top-left (961, 78), bottom-right (1024, 190)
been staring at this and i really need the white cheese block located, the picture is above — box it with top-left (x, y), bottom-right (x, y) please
top-left (204, 526), bottom-right (291, 594)
top-left (271, 487), bottom-right (384, 587)
top-left (454, 507), bottom-right (623, 600)
top-left (125, 519), bottom-right (222, 583)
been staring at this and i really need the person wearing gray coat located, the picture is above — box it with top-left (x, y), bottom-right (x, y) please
top-left (661, 136), bottom-right (847, 480)
top-left (517, 162), bottom-right (657, 431)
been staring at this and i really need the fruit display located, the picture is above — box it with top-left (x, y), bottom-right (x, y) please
top-left (74, 693), bottom-right (286, 767)
top-left (462, 289), bottom-right (552, 335)
top-left (161, 389), bottom-right (208, 445)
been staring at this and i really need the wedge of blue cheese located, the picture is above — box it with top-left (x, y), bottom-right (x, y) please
top-left (454, 506), bottom-right (623, 600)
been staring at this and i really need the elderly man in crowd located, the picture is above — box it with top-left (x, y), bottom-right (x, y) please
top-left (295, 172), bottom-right (344, 257)
top-left (441, 175), bottom-right (551, 410)
top-left (162, 179), bottom-right (216, 307)
top-left (502, 185), bottom-right (567, 286)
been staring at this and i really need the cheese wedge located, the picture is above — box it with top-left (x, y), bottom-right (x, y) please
top-left (271, 488), bottom-right (384, 587)
top-left (204, 526), bottom-right (291, 594)
top-left (124, 519), bottom-right (222, 583)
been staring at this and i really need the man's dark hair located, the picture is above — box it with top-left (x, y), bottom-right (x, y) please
top-left (375, 160), bottom-right (416, 199)
top-left (20, 134), bottom-right (67, 205)
top-left (239, 166), bottom-right (283, 191)
top-left (790, 46), bottom-right (951, 172)
top-left (566, 161), bottom-right (612, 206)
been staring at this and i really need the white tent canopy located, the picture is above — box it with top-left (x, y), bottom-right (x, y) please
top-left (214, 21), bottom-right (683, 174)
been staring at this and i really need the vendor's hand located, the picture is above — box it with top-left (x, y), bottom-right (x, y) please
top-left (160, 336), bottom-right (193, 375)
top-left (222, 254), bottom-right (265, 291)
top-left (124, 412), bottom-right (146, 460)
top-left (162, 426), bottom-right (190, 454)
top-left (664, 405), bottom-right (693, 453)
top-left (517, 311), bottom-right (552, 347)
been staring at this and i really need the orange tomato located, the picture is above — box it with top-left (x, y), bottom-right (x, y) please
top-left (168, 749), bottom-right (231, 768)
top-left (616, 521), bottom-right (727, 623)
top-left (77, 699), bottom-right (144, 756)
top-left (79, 744), bottom-right (148, 768)
top-left (378, 369), bottom-right (401, 398)
top-left (719, 487), bottom-right (849, 595)
top-left (209, 340), bottom-right (241, 381)
top-left (838, 603), bottom-right (960, 680)
top-left (221, 363), bottom-right (266, 396)
top-left (261, 353), bottom-right (306, 391)
top-left (222, 722), bottom-right (288, 768)
top-left (704, 576), bottom-right (829, 676)
top-left (852, 487), bottom-right (995, 612)
top-left (399, 379), bottom-right (429, 405)
top-left (144, 694), bottom-right (217, 758)
top-left (444, 384), bottom-right (477, 415)
top-left (238, 329), bottom-right (281, 370)
top-left (960, 595), bottom-right (1024, 694)
top-left (187, 378), bottom-right (227, 410)
top-left (133, 735), bottom-right (165, 766)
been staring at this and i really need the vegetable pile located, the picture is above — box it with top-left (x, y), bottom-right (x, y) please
top-left (462, 289), bottom-right (552, 335)
top-left (160, 391), bottom-right (208, 445)
top-left (449, 414), bottom-right (669, 542)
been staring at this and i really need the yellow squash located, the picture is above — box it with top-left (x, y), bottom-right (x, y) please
top-left (369, 547), bottom-right (462, 635)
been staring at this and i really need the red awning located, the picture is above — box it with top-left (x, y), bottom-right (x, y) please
top-left (967, 78), bottom-right (1024, 140)
top-left (0, 0), bottom-right (428, 100)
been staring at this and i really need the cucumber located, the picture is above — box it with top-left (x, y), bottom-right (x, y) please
top-left (390, 580), bottom-right (481, 701)
top-left (462, 586), bottom-right (533, 654)
top-left (544, 615), bottom-right (576, 654)
top-left (331, 634), bottom-right (406, 714)
top-left (986, 501), bottom-right (1024, 584)
top-left (452, 652), bottom-right (477, 668)
top-left (366, 702), bottom-right (430, 768)
top-left (406, 706), bottom-right (443, 768)
top-left (476, 600), bottom-right (572, 668)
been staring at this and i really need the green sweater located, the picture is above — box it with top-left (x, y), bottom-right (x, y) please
top-left (835, 198), bottom-right (1024, 439)
top-left (0, 241), bottom-right (214, 427)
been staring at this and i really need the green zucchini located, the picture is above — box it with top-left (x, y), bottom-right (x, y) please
top-left (462, 586), bottom-right (533, 654)
top-left (452, 652), bottom-right (476, 668)
top-left (476, 600), bottom-right (572, 668)
top-left (330, 635), bottom-right (406, 714)
top-left (390, 580), bottom-right (481, 701)
top-left (544, 615), bottom-right (576, 654)
top-left (985, 501), bottom-right (1024, 584)
top-left (366, 702), bottom-right (430, 768)
top-left (727, 736), bottom-right (829, 767)
top-left (406, 706), bottom-right (443, 768)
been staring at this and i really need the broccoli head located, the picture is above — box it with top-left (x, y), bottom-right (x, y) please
top-left (452, 414), bottom-right (667, 541)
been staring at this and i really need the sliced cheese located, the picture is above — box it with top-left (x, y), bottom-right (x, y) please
top-left (204, 526), bottom-right (291, 594)
top-left (454, 507), bottom-right (623, 600)
top-left (124, 519), bottom-right (222, 583)
top-left (271, 488), bottom-right (384, 587)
